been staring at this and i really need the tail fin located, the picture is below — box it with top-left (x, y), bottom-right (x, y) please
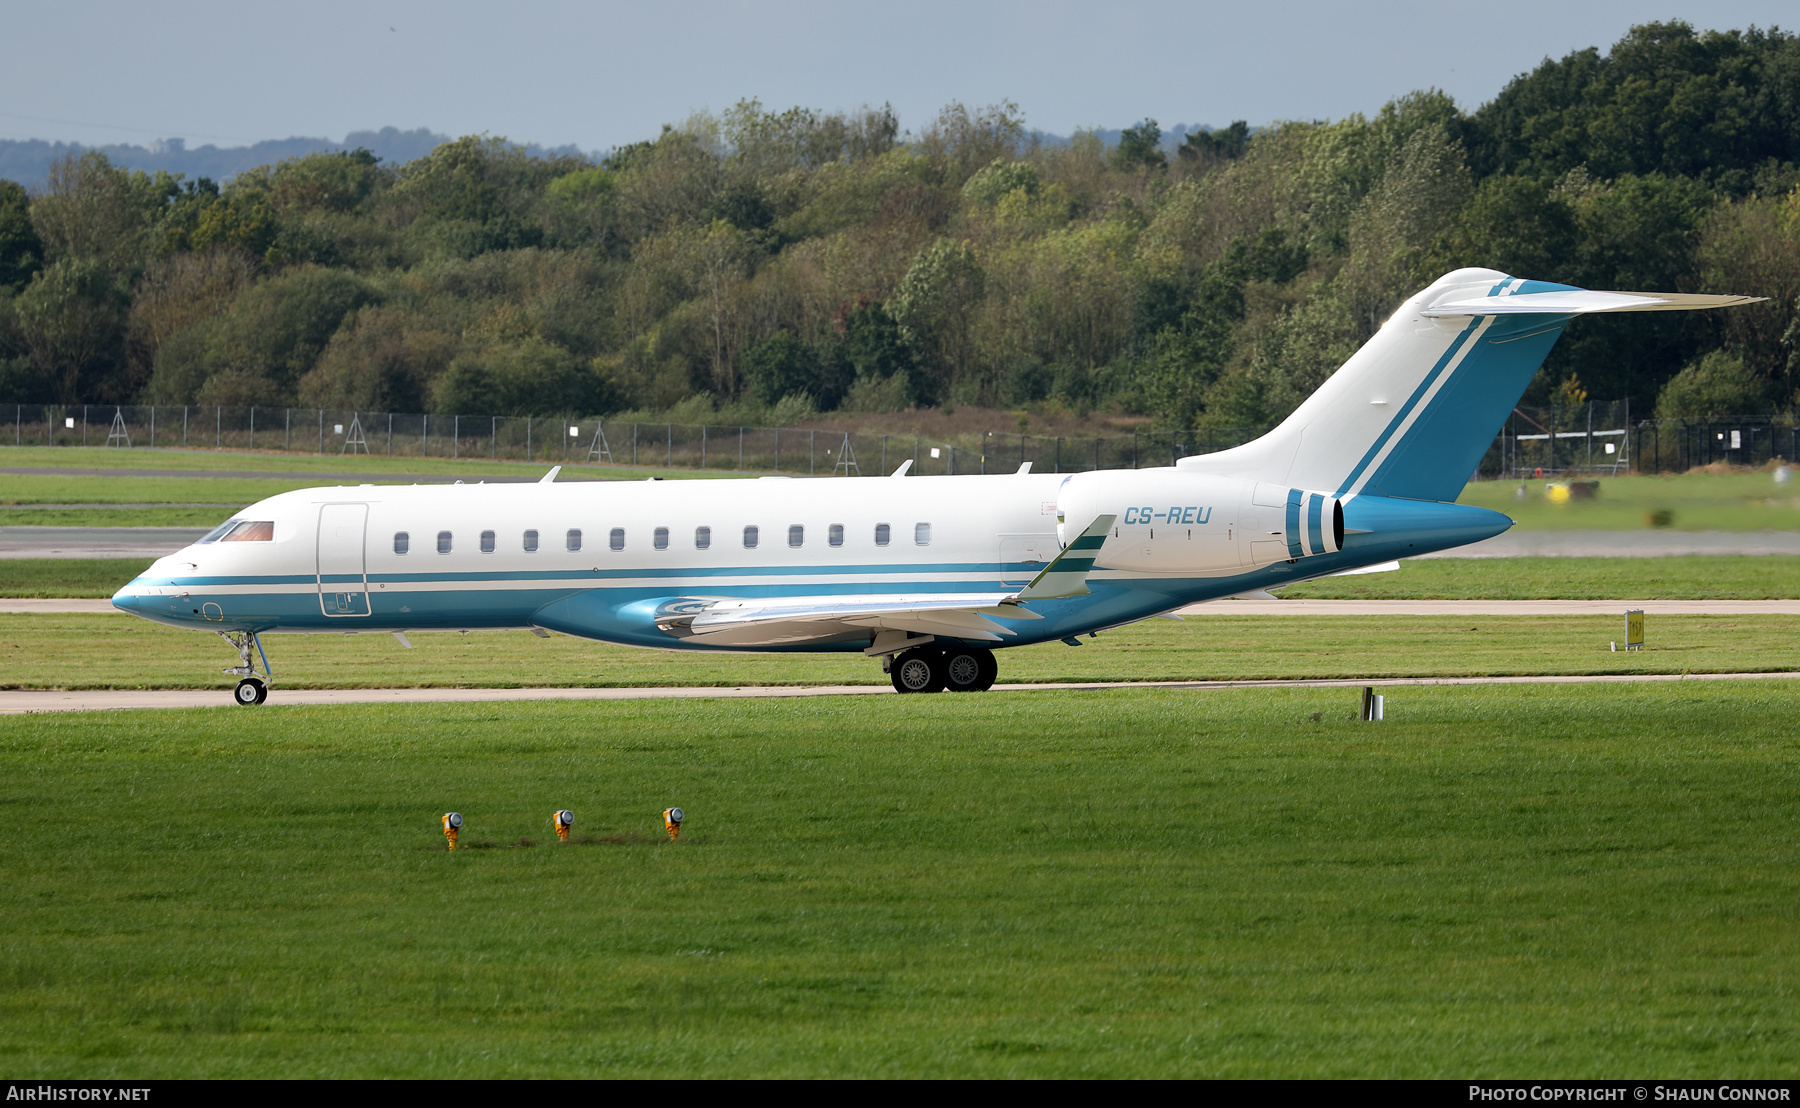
top-left (1179, 268), bottom-right (1763, 503)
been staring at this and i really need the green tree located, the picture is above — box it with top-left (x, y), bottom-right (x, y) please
top-left (743, 329), bottom-right (831, 407)
top-left (1654, 349), bottom-right (1768, 418)
top-left (1112, 119), bottom-right (1166, 172)
top-left (0, 180), bottom-right (43, 291)
top-left (14, 259), bottom-right (126, 403)
top-left (1178, 122), bottom-right (1250, 166)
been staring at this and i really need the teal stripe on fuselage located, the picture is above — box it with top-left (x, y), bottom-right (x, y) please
top-left (120, 494), bottom-right (1515, 651)
top-left (1332, 314), bottom-right (1485, 498)
top-left (136, 559), bottom-right (1026, 589)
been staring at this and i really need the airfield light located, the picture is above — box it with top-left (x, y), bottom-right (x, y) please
top-left (663, 807), bottom-right (684, 840)
top-left (554, 809), bottom-right (574, 841)
top-left (442, 812), bottom-right (463, 851)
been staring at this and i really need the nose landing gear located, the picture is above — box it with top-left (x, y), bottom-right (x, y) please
top-left (219, 630), bottom-right (273, 705)
top-left (888, 646), bottom-right (996, 693)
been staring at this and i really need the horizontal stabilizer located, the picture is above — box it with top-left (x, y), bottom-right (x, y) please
top-left (1424, 290), bottom-right (1764, 317)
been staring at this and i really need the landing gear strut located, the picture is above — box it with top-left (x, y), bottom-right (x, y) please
top-left (889, 647), bottom-right (996, 694)
top-left (219, 630), bottom-right (272, 705)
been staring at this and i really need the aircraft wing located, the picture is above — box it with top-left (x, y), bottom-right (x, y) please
top-left (650, 514), bottom-right (1117, 649)
top-left (1424, 290), bottom-right (1765, 316)
top-left (654, 593), bottom-right (1039, 647)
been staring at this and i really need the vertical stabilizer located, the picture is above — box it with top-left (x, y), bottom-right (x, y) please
top-left (1179, 268), bottom-right (1564, 502)
top-left (1175, 269), bottom-right (1758, 503)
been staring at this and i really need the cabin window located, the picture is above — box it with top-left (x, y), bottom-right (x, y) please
top-left (566, 529), bottom-right (582, 552)
top-left (393, 531), bottom-right (409, 555)
top-left (523, 529), bottom-right (538, 553)
top-left (610, 528), bottom-right (625, 551)
top-left (788, 524), bottom-right (804, 548)
top-left (875, 523), bottom-right (890, 547)
top-left (437, 530), bottom-right (453, 554)
top-left (695, 526), bottom-right (711, 550)
top-left (915, 522), bottom-right (931, 545)
top-left (219, 520), bottom-right (274, 542)
top-left (828, 524), bottom-right (844, 547)
top-left (654, 527), bottom-right (669, 550)
top-left (480, 530), bottom-right (496, 553)
top-left (743, 525), bottom-right (759, 549)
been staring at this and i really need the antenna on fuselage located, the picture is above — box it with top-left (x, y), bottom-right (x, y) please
top-left (890, 459), bottom-right (912, 477)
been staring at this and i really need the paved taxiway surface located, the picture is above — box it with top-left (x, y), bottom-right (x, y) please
top-left (0, 526), bottom-right (211, 558)
top-left (5, 670), bottom-right (1796, 714)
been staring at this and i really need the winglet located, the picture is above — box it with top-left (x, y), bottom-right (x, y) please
top-left (1010, 514), bottom-right (1115, 601)
top-left (890, 459), bottom-right (912, 477)
top-left (540, 465), bottom-right (562, 484)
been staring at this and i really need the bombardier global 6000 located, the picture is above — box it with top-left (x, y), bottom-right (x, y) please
top-left (111, 269), bottom-right (1761, 703)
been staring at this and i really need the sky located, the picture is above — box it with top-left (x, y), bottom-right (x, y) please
top-left (2, 0), bottom-right (1795, 152)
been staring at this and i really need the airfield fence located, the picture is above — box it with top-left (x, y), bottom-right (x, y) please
top-left (1482, 401), bottom-right (1800, 479)
top-left (8, 400), bottom-right (1799, 479)
top-left (0, 402), bottom-right (1276, 477)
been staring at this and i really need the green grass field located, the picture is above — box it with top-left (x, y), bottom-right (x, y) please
top-left (1283, 555), bottom-right (1800, 599)
top-left (3, 683), bottom-right (1798, 1076)
top-left (1459, 469), bottom-right (1800, 531)
top-left (5, 611), bottom-right (1797, 691)
top-left (8, 555), bottom-right (1800, 601)
top-left (0, 507), bottom-right (234, 527)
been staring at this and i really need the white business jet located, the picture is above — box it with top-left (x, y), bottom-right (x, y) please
top-left (113, 269), bottom-right (1760, 703)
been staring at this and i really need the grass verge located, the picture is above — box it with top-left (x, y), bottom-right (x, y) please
top-left (1459, 470), bottom-right (1800, 531)
top-left (4, 612), bottom-right (1798, 690)
top-left (2, 684), bottom-right (1797, 1076)
top-left (1283, 555), bottom-right (1800, 599)
top-left (0, 560), bottom-right (154, 598)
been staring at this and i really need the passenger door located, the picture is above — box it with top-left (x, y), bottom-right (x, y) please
top-left (317, 503), bottom-right (371, 617)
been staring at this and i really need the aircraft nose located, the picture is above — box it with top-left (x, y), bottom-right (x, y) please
top-left (111, 586), bottom-right (142, 614)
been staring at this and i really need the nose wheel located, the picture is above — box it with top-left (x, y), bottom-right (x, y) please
top-left (219, 630), bottom-right (273, 705)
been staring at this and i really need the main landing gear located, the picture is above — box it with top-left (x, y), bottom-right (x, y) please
top-left (219, 630), bottom-right (272, 706)
top-left (888, 646), bottom-right (998, 694)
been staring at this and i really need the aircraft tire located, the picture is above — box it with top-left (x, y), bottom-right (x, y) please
top-left (234, 677), bottom-right (268, 705)
top-left (890, 649), bottom-right (945, 693)
top-left (974, 649), bottom-right (998, 692)
top-left (943, 648), bottom-right (990, 693)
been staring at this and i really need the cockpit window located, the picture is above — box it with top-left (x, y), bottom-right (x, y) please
top-left (199, 519), bottom-right (241, 543)
top-left (219, 520), bottom-right (274, 542)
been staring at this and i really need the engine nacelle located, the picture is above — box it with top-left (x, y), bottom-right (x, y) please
top-left (1054, 469), bottom-right (1343, 574)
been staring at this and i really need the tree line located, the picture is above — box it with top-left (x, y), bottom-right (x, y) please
top-left (0, 20), bottom-right (1797, 430)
